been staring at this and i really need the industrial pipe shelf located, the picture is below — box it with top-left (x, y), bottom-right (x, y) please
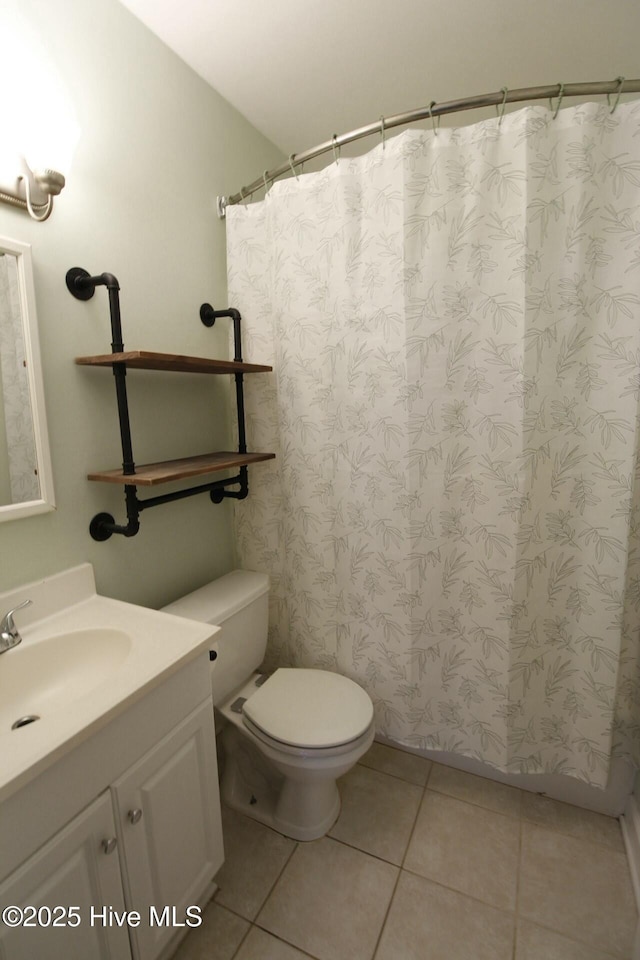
top-left (75, 350), bottom-right (272, 375)
top-left (66, 267), bottom-right (273, 541)
top-left (87, 451), bottom-right (276, 486)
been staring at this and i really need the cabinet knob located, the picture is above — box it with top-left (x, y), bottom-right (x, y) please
top-left (128, 808), bottom-right (143, 825)
top-left (102, 837), bottom-right (118, 855)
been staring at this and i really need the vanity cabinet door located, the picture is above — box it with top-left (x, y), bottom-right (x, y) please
top-left (0, 792), bottom-right (130, 960)
top-left (111, 698), bottom-right (223, 960)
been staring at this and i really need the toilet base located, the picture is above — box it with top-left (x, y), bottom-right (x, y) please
top-left (220, 723), bottom-right (342, 841)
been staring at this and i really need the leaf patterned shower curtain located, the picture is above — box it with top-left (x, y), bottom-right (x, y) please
top-left (226, 100), bottom-right (640, 787)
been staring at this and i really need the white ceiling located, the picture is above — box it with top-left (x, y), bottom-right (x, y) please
top-left (119, 0), bottom-right (640, 156)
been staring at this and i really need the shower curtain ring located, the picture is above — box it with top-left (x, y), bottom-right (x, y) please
top-left (497, 87), bottom-right (508, 125)
top-left (379, 115), bottom-right (386, 149)
top-left (332, 135), bottom-right (341, 165)
top-left (288, 154), bottom-right (300, 181)
top-left (607, 76), bottom-right (626, 113)
top-left (428, 101), bottom-right (440, 135)
top-left (550, 83), bottom-right (565, 119)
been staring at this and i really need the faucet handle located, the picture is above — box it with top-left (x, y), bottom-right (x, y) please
top-left (1, 599), bottom-right (33, 637)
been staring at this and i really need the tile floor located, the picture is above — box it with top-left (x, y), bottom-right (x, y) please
top-left (172, 741), bottom-right (638, 960)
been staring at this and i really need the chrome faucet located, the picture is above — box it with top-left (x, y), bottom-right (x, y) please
top-left (0, 599), bottom-right (32, 654)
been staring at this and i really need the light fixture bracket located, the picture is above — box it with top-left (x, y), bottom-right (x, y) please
top-left (33, 168), bottom-right (65, 197)
top-left (0, 155), bottom-right (64, 221)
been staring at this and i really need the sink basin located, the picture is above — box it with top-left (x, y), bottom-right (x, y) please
top-left (0, 563), bottom-right (218, 803)
top-left (0, 628), bottom-right (132, 731)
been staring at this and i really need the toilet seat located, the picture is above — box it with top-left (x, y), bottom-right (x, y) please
top-left (242, 668), bottom-right (374, 750)
top-left (242, 713), bottom-right (375, 759)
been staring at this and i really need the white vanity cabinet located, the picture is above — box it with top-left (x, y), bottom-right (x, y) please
top-left (0, 652), bottom-right (224, 960)
top-left (112, 700), bottom-right (221, 960)
top-left (0, 792), bottom-right (130, 960)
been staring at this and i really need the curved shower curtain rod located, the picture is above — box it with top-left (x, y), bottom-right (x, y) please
top-left (217, 77), bottom-right (640, 218)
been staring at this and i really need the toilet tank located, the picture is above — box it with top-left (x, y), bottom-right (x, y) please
top-left (161, 570), bottom-right (269, 706)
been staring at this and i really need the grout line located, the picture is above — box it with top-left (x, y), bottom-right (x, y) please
top-left (252, 920), bottom-right (323, 959)
top-left (400, 781), bottom-right (428, 870)
top-left (366, 755), bottom-right (623, 852)
top-left (512, 816), bottom-right (524, 960)
top-left (212, 900), bottom-right (256, 924)
top-left (370, 866), bottom-right (402, 960)
top-left (424, 784), bottom-right (522, 822)
top-left (399, 864), bottom-right (518, 919)
top-left (213, 808), bottom-right (299, 916)
top-left (226, 838), bottom-right (300, 959)
top-left (424, 782), bottom-right (626, 855)
top-left (254, 837), bottom-right (299, 919)
top-left (518, 821), bottom-right (633, 958)
top-left (369, 780), bottom-right (429, 960)
top-left (325, 832), bottom-right (405, 868)
top-left (229, 917), bottom-right (253, 960)
top-left (521, 816), bottom-right (629, 856)
top-left (423, 759), bottom-right (435, 789)
top-left (357, 758), bottom-right (431, 790)
top-left (427, 774), bottom-right (625, 856)
top-left (515, 916), bottom-right (627, 960)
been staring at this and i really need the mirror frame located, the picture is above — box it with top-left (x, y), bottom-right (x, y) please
top-left (0, 236), bottom-right (55, 521)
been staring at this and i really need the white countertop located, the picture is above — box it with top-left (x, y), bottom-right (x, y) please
top-left (0, 565), bottom-right (218, 802)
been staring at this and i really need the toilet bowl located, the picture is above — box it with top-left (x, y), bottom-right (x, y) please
top-left (162, 571), bottom-right (375, 841)
top-left (219, 669), bottom-right (374, 839)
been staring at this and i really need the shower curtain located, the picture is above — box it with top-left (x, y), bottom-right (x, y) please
top-left (226, 99), bottom-right (640, 788)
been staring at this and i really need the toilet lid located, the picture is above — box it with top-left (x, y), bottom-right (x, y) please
top-left (242, 668), bottom-right (374, 749)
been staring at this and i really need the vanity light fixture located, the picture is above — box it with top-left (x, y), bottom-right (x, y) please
top-left (0, 156), bottom-right (66, 222)
top-left (0, 9), bottom-right (78, 223)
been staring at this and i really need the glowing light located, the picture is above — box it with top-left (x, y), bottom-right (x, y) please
top-left (0, 9), bottom-right (80, 178)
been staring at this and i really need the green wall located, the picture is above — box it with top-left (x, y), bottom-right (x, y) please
top-left (0, 0), bottom-right (283, 605)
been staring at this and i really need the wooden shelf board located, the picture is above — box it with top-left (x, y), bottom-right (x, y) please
top-left (88, 451), bottom-right (276, 486)
top-left (75, 350), bottom-right (272, 375)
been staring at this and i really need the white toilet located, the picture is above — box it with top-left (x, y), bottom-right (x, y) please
top-left (162, 570), bottom-right (375, 841)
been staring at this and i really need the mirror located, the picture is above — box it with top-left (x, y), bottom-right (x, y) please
top-left (0, 236), bottom-right (54, 520)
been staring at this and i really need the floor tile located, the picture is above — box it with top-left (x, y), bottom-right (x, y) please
top-left (515, 919), bottom-right (620, 960)
top-left (359, 741), bottom-right (431, 785)
top-left (205, 742), bottom-right (638, 960)
top-left (237, 927), bottom-right (315, 960)
top-left (404, 790), bottom-right (520, 911)
top-left (428, 763), bottom-right (522, 819)
top-left (375, 870), bottom-right (514, 960)
top-left (170, 902), bottom-right (249, 960)
top-left (213, 806), bottom-right (296, 920)
top-left (519, 822), bottom-right (637, 958)
top-left (520, 792), bottom-right (624, 852)
top-left (257, 836), bottom-right (398, 960)
top-left (329, 764), bottom-right (422, 864)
